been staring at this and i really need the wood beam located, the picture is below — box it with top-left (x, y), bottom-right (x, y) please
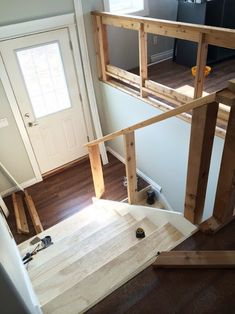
top-left (102, 16), bottom-right (141, 31)
top-left (213, 105), bottom-right (235, 223)
top-left (96, 16), bottom-right (109, 81)
top-left (216, 88), bottom-right (235, 107)
top-left (12, 193), bottom-right (29, 234)
top-left (123, 132), bottom-right (138, 204)
top-left (88, 144), bottom-right (105, 199)
top-left (92, 15), bottom-right (102, 80)
top-left (194, 33), bottom-right (208, 99)
top-left (92, 11), bottom-right (235, 49)
top-left (24, 190), bottom-right (43, 234)
top-left (139, 23), bottom-right (148, 97)
top-left (153, 251), bottom-right (235, 269)
top-left (85, 93), bottom-right (216, 147)
top-left (184, 102), bottom-right (219, 224)
top-left (145, 80), bottom-right (192, 105)
top-left (200, 215), bottom-right (235, 234)
top-left (106, 64), bottom-right (140, 86)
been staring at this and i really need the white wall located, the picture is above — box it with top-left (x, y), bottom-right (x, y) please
top-left (0, 80), bottom-right (34, 193)
top-left (0, 211), bottom-right (41, 313)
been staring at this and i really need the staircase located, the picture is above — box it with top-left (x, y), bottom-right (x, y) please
top-left (18, 199), bottom-right (196, 314)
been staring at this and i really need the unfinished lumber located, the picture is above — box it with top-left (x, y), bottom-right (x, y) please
top-left (153, 251), bottom-right (235, 268)
top-left (96, 16), bottom-right (109, 81)
top-left (88, 144), bottom-right (105, 199)
top-left (106, 65), bottom-right (140, 86)
top-left (12, 193), bottom-right (29, 234)
top-left (123, 132), bottom-right (138, 204)
top-left (85, 93), bottom-right (216, 147)
top-left (184, 102), bottom-right (219, 224)
top-left (24, 190), bottom-right (43, 234)
top-left (92, 15), bottom-right (102, 80)
top-left (213, 105), bottom-right (235, 223)
top-left (139, 23), bottom-right (148, 98)
top-left (200, 215), bottom-right (235, 234)
top-left (194, 33), bottom-right (208, 99)
top-left (216, 88), bottom-right (235, 107)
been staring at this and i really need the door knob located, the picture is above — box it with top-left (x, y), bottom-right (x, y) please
top-left (28, 121), bottom-right (39, 127)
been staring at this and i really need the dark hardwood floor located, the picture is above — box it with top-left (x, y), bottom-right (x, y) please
top-left (147, 58), bottom-right (235, 93)
top-left (87, 219), bottom-right (235, 314)
top-left (4, 152), bottom-right (147, 244)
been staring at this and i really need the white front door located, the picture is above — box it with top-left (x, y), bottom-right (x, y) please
top-left (0, 29), bottom-right (88, 174)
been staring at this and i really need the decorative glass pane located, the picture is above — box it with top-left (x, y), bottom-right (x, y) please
top-left (16, 42), bottom-right (71, 118)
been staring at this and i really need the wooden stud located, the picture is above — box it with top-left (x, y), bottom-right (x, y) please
top-left (24, 190), bottom-right (43, 234)
top-left (213, 105), bottom-right (235, 223)
top-left (123, 132), bottom-right (138, 204)
top-left (145, 80), bottom-right (192, 104)
top-left (85, 93), bottom-right (216, 147)
top-left (106, 64), bottom-right (140, 86)
top-left (92, 11), bottom-right (235, 49)
top-left (88, 144), bottom-right (105, 199)
top-left (216, 88), bottom-right (235, 107)
top-left (92, 15), bottom-right (102, 80)
top-left (12, 193), bottom-right (22, 234)
top-left (96, 16), bottom-right (109, 81)
top-left (194, 33), bottom-right (208, 99)
top-left (102, 16), bottom-right (141, 31)
top-left (139, 23), bottom-right (148, 98)
top-left (153, 251), bottom-right (235, 269)
top-left (184, 102), bottom-right (219, 224)
top-left (200, 215), bottom-right (235, 234)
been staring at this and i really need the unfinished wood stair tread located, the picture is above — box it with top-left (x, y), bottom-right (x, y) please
top-left (19, 203), bottom-right (119, 254)
top-left (35, 217), bottom-right (158, 307)
top-left (42, 223), bottom-right (183, 314)
top-left (28, 214), bottom-right (137, 283)
top-left (24, 190), bottom-right (43, 234)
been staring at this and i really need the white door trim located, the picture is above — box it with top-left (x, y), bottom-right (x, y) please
top-left (0, 55), bottom-right (42, 182)
top-left (74, 0), bottom-right (108, 165)
top-left (0, 14), bottom-right (75, 40)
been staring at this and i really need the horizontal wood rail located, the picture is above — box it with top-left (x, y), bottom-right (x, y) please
top-left (85, 93), bottom-right (215, 147)
top-left (92, 11), bottom-right (235, 134)
top-left (87, 82), bottom-right (235, 231)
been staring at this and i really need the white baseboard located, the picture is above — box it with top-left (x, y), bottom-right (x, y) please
top-left (106, 146), bottom-right (176, 212)
top-left (0, 178), bottom-right (38, 197)
top-left (150, 49), bottom-right (173, 65)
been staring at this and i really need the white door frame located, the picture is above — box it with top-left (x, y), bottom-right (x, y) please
top-left (0, 13), bottom-right (108, 183)
top-left (74, 0), bottom-right (109, 165)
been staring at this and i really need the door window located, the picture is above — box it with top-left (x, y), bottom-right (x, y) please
top-left (16, 42), bottom-right (71, 118)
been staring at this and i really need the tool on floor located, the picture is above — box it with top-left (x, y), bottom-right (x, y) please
top-left (0, 161), bottom-right (43, 234)
top-left (146, 190), bottom-right (156, 205)
top-left (136, 227), bottom-right (145, 239)
top-left (22, 236), bottom-right (53, 265)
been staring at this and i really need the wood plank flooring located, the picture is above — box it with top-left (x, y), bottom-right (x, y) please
top-left (148, 58), bottom-right (235, 93)
top-left (4, 153), bottom-right (147, 244)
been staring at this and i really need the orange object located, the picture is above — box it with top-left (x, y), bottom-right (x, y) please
top-left (191, 65), bottom-right (211, 77)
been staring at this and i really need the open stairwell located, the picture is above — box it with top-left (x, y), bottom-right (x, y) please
top-left (18, 199), bottom-right (197, 314)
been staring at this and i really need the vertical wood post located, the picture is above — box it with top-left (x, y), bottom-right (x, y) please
top-left (194, 33), bottom-right (208, 99)
top-left (184, 102), bottom-right (219, 224)
top-left (123, 131), bottom-right (138, 204)
top-left (92, 15), bottom-right (102, 80)
top-left (139, 23), bottom-right (148, 98)
top-left (96, 16), bottom-right (109, 82)
top-left (88, 144), bottom-right (105, 198)
top-left (213, 105), bottom-right (235, 223)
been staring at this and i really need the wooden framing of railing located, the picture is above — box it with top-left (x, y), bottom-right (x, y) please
top-left (92, 11), bottom-right (235, 133)
top-left (89, 11), bottom-right (235, 231)
top-left (86, 82), bottom-right (235, 232)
